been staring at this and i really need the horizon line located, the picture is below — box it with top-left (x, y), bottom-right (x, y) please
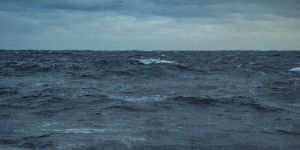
top-left (1, 49), bottom-right (300, 52)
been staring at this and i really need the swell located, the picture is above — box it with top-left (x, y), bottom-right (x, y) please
top-left (168, 96), bottom-right (284, 113)
top-left (95, 95), bottom-right (286, 113)
top-left (28, 96), bottom-right (75, 117)
top-left (171, 96), bottom-right (220, 106)
top-left (79, 63), bottom-right (198, 79)
top-left (275, 129), bottom-right (300, 136)
top-left (1, 56), bottom-right (201, 78)
top-left (104, 105), bottom-right (153, 112)
top-left (0, 133), bottom-right (54, 149)
top-left (0, 87), bottom-right (18, 96)
top-left (0, 61), bottom-right (51, 76)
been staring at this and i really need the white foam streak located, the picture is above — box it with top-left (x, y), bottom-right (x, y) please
top-left (138, 58), bottom-right (175, 65)
top-left (289, 67), bottom-right (300, 72)
top-left (110, 95), bottom-right (168, 102)
top-left (50, 128), bottom-right (106, 134)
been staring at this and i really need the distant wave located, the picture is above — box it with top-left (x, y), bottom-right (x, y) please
top-left (170, 96), bottom-right (284, 112)
top-left (138, 58), bottom-right (176, 65)
top-left (109, 95), bottom-right (168, 103)
top-left (171, 96), bottom-right (219, 106)
top-left (50, 128), bottom-right (106, 134)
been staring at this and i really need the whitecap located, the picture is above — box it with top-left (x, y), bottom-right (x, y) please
top-left (289, 67), bottom-right (300, 72)
top-left (49, 128), bottom-right (106, 134)
top-left (110, 95), bottom-right (168, 103)
top-left (138, 58), bottom-right (175, 65)
top-left (39, 122), bottom-right (59, 127)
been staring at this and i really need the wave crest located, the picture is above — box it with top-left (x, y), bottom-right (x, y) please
top-left (138, 58), bottom-right (176, 65)
top-left (289, 67), bottom-right (300, 72)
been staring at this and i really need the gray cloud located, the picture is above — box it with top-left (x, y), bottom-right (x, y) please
top-left (1, 0), bottom-right (300, 18)
top-left (0, 0), bottom-right (300, 50)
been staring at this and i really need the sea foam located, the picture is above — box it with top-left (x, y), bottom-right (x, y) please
top-left (289, 67), bottom-right (300, 72)
top-left (110, 95), bottom-right (168, 103)
top-left (138, 58), bottom-right (175, 65)
top-left (51, 128), bottom-right (106, 134)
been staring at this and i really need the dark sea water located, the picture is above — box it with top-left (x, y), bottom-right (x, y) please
top-left (0, 50), bottom-right (300, 150)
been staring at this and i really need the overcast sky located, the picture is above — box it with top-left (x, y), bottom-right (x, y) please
top-left (1, 0), bottom-right (300, 50)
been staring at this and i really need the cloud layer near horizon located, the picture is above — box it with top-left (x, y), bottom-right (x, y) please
top-left (1, 0), bottom-right (300, 50)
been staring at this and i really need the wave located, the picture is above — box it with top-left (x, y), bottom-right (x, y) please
top-left (50, 128), bottom-right (106, 134)
top-left (289, 67), bottom-right (300, 72)
top-left (0, 87), bottom-right (18, 96)
top-left (0, 138), bottom-right (17, 145)
top-left (104, 105), bottom-right (151, 112)
top-left (275, 129), bottom-right (300, 136)
top-left (238, 101), bottom-right (283, 112)
top-left (171, 96), bottom-right (220, 106)
top-left (138, 58), bottom-right (176, 65)
top-left (169, 96), bottom-right (284, 112)
top-left (0, 133), bottom-right (53, 149)
top-left (94, 59), bottom-right (139, 68)
top-left (109, 95), bottom-right (168, 103)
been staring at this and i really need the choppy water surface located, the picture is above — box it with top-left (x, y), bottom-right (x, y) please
top-left (0, 50), bottom-right (300, 150)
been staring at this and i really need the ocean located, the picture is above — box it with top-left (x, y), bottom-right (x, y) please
top-left (0, 50), bottom-right (300, 149)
